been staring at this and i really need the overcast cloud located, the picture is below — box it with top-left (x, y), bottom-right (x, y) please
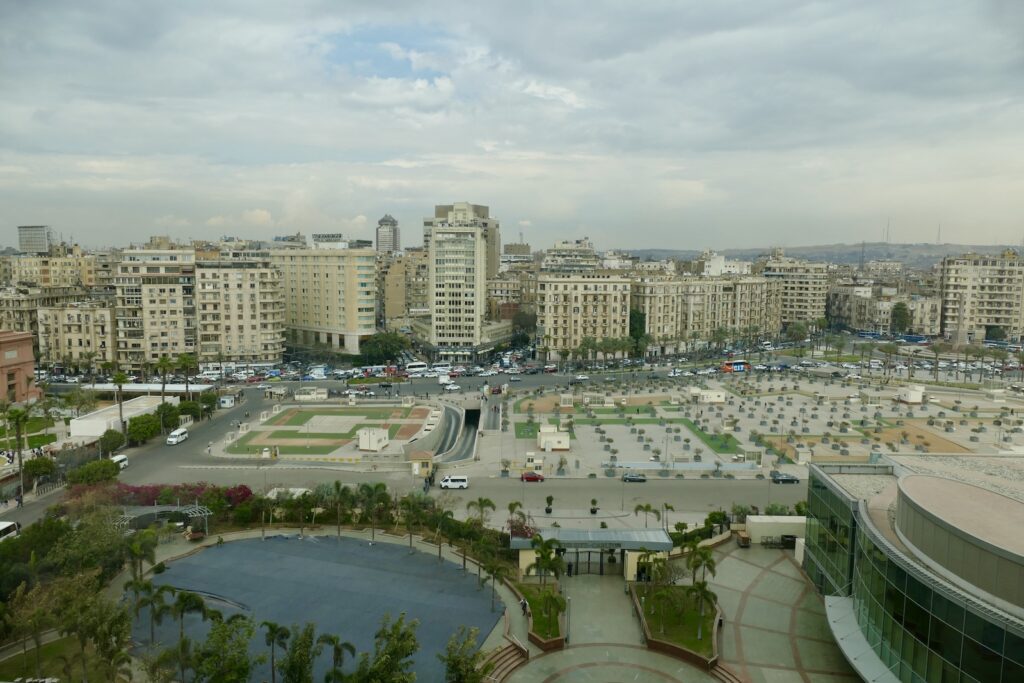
top-left (2, 1), bottom-right (1023, 250)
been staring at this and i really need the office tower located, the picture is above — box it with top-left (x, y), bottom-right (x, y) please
top-left (18, 225), bottom-right (52, 255)
top-left (423, 203), bottom-right (500, 279)
top-left (376, 215), bottom-right (400, 254)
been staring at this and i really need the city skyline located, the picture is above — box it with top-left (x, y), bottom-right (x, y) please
top-left (2, 2), bottom-right (1024, 249)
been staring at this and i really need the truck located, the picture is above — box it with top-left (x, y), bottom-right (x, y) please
top-left (438, 374), bottom-right (453, 385)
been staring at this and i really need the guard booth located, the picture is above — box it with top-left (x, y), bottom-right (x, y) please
top-left (511, 528), bottom-right (673, 581)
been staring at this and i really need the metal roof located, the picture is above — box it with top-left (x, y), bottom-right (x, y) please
top-left (509, 527), bottom-right (673, 551)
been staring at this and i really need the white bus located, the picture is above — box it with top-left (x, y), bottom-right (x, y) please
top-left (0, 521), bottom-right (20, 543)
top-left (431, 362), bottom-right (452, 373)
top-left (404, 361), bottom-right (428, 374)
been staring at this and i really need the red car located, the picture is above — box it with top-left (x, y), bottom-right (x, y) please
top-left (520, 471), bottom-right (545, 482)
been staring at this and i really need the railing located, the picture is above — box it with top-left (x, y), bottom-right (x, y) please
top-left (509, 634), bottom-right (528, 659)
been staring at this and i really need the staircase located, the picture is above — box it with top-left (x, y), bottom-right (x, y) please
top-left (481, 641), bottom-right (529, 682)
top-left (711, 663), bottom-right (746, 683)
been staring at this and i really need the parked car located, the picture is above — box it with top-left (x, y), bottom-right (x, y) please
top-left (622, 473), bottom-right (647, 483)
top-left (574, 374), bottom-right (589, 381)
top-left (443, 383), bottom-right (461, 392)
top-left (520, 471), bottom-right (545, 482)
top-left (770, 470), bottom-right (800, 484)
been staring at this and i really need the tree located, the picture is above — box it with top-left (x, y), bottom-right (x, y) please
top-left (710, 327), bottom-right (729, 351)
top-left (194, 615), bottom-right (261, 683)
top-left (466, 497), bottom-right (496, 527)
top-left (155, 354), bottom-right (175, 403)
top-left (400, 493), bottom-right (426, 553)
top-left (435, 509), bottom-right (455, 561)
top-left (785, 322), bottom-right (808, 346)
top-left (155, 401), bottom-right (181, 433)
top-left (22, 457), bottom-right (56, 485)
top-left (511, 310), bottom-right (537, 335)
top-left (633, 503), bottom-right (661, 529)
top-left (9, 581), bottom-right (53, 679)
top-left (986, 325), bottom-right (1007, 342)
top-left (127, 413), bottom-right (162, 445)
top-left (98, 428), bottom-right (125, 455)
top-left (541, 590), bottom-right (567, 628)
top-left (177, 353), bottom-right (198, 400)
top-left (112, 371), bottom-right (128, 435)
top-left (261, 620), bottom-right (290, 683)
top-left (360, 332), bottom-right (411, 365)
top-left (277, 622), bottom-right (320, 683)
top-left (688, 546), bottom-right (717, 585)
top-left (66, 387), bottom-right (98, 417)
top-left (931, 341), bottom-right (951, 381)
top-left (438, 626), bottom-right (493, 683)
top-left (685, 580), bottom-right (718, 640)
top-left (317, 632), bottom-right (357, 683)
top-left (351, 613), bottom-right (420, 683)
top-left (482, 556), bottom-right (510, 612)
top-left (525, 534), bottom-right (564, 587)
top-left (171, 591), bottom-right (208, 683)
top-left (66, 458), bottom-right (119, 485)
top-left (878, 343), bottom-right (899, 377)
top-left (358, 482), bottom-right (389, 542)
top-left (890, 302), bottom-right (911, 334)
top-left (5, 405), bottom-right (37, 502)
top-left (179, 399), bottom-right (202, 420)
top-left (330, 481), bottom-right (354, 538)
top-left (139, 582), bottom-right (173, 645)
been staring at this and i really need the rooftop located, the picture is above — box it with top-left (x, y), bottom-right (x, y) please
top-left (509, 527), bottom-right (673, 551)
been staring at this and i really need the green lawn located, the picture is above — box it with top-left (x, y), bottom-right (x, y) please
top-left (515, 422), bottom-right (540, 439)
top-left (27, 434), bottom-right (57, 448)
top-left (0, 416), bottom-right (54, 437)
top-left (677, 418), bottom-right (742, 454)
top-left (268, 423), bottom-right (401, 440)
top-left (638, 586), bottom-right (716, 657)
top-left (280, 407), bottom-right (410, 425)
top-left (516, 583), bottom-right (562, 639)
top-left (0, 637), bottom-right (107, 681)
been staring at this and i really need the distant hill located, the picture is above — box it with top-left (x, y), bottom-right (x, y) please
top-left (629, 242), bottom-right (1020, 269)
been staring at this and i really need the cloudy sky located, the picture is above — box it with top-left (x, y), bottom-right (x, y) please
top-left (2, 1), bottom-right (1024, 251)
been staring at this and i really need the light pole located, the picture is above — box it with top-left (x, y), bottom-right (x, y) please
top-left (566, 596), bottom-right (571, 644)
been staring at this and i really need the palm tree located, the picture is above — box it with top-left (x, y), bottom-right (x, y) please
top-left (138, 582), bottom-right (173, 645)
top-left (317, 633), bottom-right (356, 683)
top-left (482, 557), bottom-right (510, 612)
top-left (330, 481), bottom-right (353, 538)
top-left (633, 503), bottom-right (661, 529)
top-left (526, 535), bottom-right (565, 587)
top-left (435, 509), bottom-right (455, 561)
top-left (931, 342), bottom-right (950, 382)
top-left (176, 352), bottom-right (198, 400)
top-left (540, 591), bottom-right (566, 633)
top-left (155, 355), bottom-right (175, 403)
top-left (466, 497), bottom-right (496, 527)
top-left (5, 405), bottom-right (35, 504)
top-left (261, 620), bottom-right (291, 683)
top-left (506, 500), bottom-right (523, 530)
top-left (171, 590), bottom-right (207, 682)
top-left (685, 580), bottom-right (718, 640)
top-left (111, 371), bottom-right (128, 435)
top-left (688, 546), bottom-right (717, 584)
top-left (661, 503), bottom-right (675, 532)
top-left (358, 482), bottom-right (388, 542)
top-left (400, 493), bottom-right (427, 553)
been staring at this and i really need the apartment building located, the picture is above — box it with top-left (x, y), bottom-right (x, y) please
top-left (423, 203), bottom-right (501, 279)
top-left (760, 249), bottom-right (830, 325)
top-left (196, 254), bottom-right (285, 370)
top-left (486, 273), bottom-right (524, 320)
top-left (692, 250), bottom-right (752, 277)
top-left (379, 249), bottom-right (430, 330)
top-left (541, 238), bottom-right (601, 272)
top-left (939, 250), bottom-right (1024, 343)
top-left (500, 241), bottom-right (533, 270)
top-left (10, 250), bottom-right (97, 288)
top-left (827, 283), bottom-right (897, 334)
top-left (114, 249), bottom-right (196, 369)
top-left (17, 225), bottom-right (52, 255)
top-left (907, 295), bottom-right (941, 337)
top-left (37, 300), bottom-right (116, 369)
top-left (268, 246), bottom-right (377, 354)
top-left (536, 272), bottom-right (631, 359)
top-left (0, 285), bottom-right (88, 352)
top-left (427, 224), bottom-right (488, 360)
top-left (376, 214), bottom-right (400, 254)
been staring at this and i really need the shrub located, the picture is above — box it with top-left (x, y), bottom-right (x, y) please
top-left (152, 562), bottom-right (167, 574)
top-left (127, 414), bottom-right (161, 445)
top-left (67, 458), bottom-right (119, 485)
top-left (99, 429), bottom-right (125, 454)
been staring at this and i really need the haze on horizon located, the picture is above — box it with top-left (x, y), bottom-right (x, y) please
top-left (2, 1), bottom-right (1023, 251)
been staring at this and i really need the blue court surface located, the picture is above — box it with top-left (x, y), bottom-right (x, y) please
top-left (136, 535), bottom-right (504, 681)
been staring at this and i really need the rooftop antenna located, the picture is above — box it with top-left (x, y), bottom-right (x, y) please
top-left (937, 222), bottom-right (941, 245)
top-left (859, 241), bottom-right (865, 272)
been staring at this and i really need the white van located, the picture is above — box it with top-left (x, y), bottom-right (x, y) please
top-left (166, 428), bottom-right (189, 445)
top-left (439, 475), bottom-right (468, 490)
top-left (110, 454), bottom-right (129, 470)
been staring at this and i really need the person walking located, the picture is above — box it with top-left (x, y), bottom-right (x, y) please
top-left (520, 598), bottom-right (528, 615)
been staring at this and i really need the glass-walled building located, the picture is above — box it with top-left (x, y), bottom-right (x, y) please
top-left (804, 462), bottom-right (1024, 683)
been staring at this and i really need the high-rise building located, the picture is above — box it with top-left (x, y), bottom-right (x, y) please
top-left (17, 225), bottom-right (52, 255)
top-left (376, 215), bottom-right (400, 254)
top-left (541, 238), bottom-right (601, 273)
top-left (536, 272), bottom-right (632, 360)
top-left (114, 248), bottom-right (197, 369)
top-left (939, 250), bottom-right (1024, 343)
top-left (268, 246), bottom-right (377, 354)
top-left (427, 223), bottom-right (488, 361)
top-left (805, 461), bottom-right (1024, 683)
top-left (195, 254), bottom-right (285, 370)
top-left (379, 248), bottom-right (429, 330)
top-left (424, 203), bottom-right (500, 279)
top-left (760, 249), bottom-right (830, 326)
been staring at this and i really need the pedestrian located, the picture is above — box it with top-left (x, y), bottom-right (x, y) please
top-left (16, 494), bottom-right (23, 508)
top-left (520, 598), bottom-right (528, 615)
top-left (567, 561), bottom-right (573, 577)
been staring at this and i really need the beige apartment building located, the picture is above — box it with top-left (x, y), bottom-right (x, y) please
top-left (486, 273), bottom-right (524, 320)
top-left (541, 238), bottom-right (601, 273)
top-left (10, 249), bottom-right (97, 288)
top-left (114, 249), bottom-right (197, 370)
top-left (427, 224), bottom-right (489, 360)
top-left (939, 250), bottom-right (1024, 343)
top-left (269, 247), bottom-right (377, 354)
top-left (379, 248), bottom-right (429, 331)
top-left (37, 300), bottom-right (116, 369)
top-left (630, 276), bottom-right (781, 355)
top-left (196, 255), bottom-right (285, 370)
top-left (536, 272), bottom-right (631, 360)
top-left (0, 285), bottom-right (88, 355)
top-left (907, 295), bottom-right (941, 337)
top-left (423, 203), bottom-right (501, 280)
top-left (760, 249), bottom-right (830, 325)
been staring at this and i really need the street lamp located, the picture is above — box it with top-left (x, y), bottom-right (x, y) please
top-left (565, 596), bottom-right (571, 644)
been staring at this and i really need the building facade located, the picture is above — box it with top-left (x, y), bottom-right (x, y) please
top-left (195, 255), bottom-right (285, 370)
top-left (37, 300), bottom-right (116, 369)
top-left (536, 272), bottom-right (631, 359)
top-left (427, 224), bottom-right (488, 360)
top-left (0, 285), bottom-right (88, 350)
top-left (541, 238), bottom-right (601, 273)
top-left (10, 250), bottom-right (97, 288)
top-left (0, 330), bottom-right (41, 402)
top-left (376, 214), bottom-right (400, 254)
top-left (939, 251), bottom-right (1024, 344)
top-left (17, 225), bottom-right (52, 255)
top-left (804, 462), bottom-right (1024, 683)
top-left (268, 247), bottom-right (377, 355)
top-left (761, 249), bottom-right (830, 326)
top-left (424, 203), bottom-right (501, 280)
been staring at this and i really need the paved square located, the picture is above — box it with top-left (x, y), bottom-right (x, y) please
top-left (307, 414), bottom-right (363, 433)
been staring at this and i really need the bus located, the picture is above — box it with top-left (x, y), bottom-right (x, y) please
top-left (0, 521), bottom-right (20, 543)
top-left (721, 359), bottom-right (750, 373)
top-left (404, 361), bottom-right (428, 374)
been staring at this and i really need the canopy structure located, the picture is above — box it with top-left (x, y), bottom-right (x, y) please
top-left (509, 527), bottom-right (673, 551)
top-left (114, 502), bottom-right (213, 534)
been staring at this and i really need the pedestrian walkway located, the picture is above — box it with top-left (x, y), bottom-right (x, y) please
top-left (505, 644), bottom-right (715, 682)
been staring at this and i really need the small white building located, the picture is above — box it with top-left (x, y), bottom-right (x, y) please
top-left (294, 387), bottom-right (328, 402)
top-left (219, 395), bottom-right (236, 408)
top-left (744, 515), bottom-right (806, 544)
top-left (537, 423), bottom-right (570, 451)
top-left (688, 387), bottom-right (726, 404)
top-left (69, 396), bottom-right (180, 440)
top-left (897, 384), bottom-right (924, 405)
top-left (357, 427), bottom-right (390, 452)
